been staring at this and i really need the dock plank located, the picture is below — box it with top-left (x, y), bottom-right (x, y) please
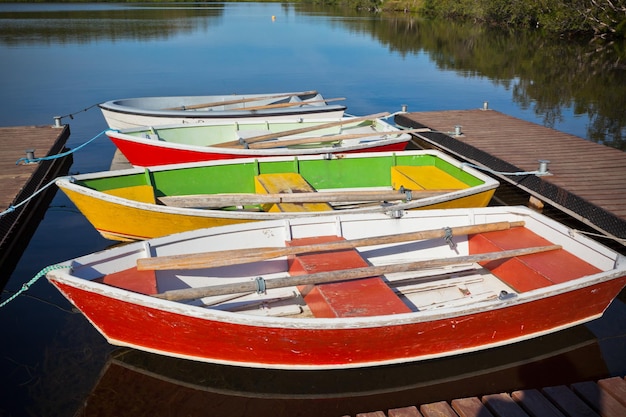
top-left (542, 385), bottom-right (601, 417)
top-left (451, 397), bottom-right (495, 417)
top-left (571, 381), bottom-right (626, 417)
top-left (396, 109), bottom-right (626, 243)
top-left (388, 407), bottom-right (423, 417)
top-left (481, 393), bottom-right (529, 417)
top-left (511, 389), bottom-right (566, 417)
top-left (597, 377), bottom-right (626, 408)
top-left (354, 376), bottom-right (626, 417)
top-left (420, 401), bottom-right (459, 417)
top-left (0, 124), bottom-right (71, 285)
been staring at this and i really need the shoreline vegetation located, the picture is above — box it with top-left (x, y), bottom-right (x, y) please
top-left (1, 0), bottom-right (624, 41)
top-left (356, 0), bottom-right (626, 40)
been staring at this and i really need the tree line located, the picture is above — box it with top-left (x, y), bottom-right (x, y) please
top-left (343, 0), bottom-right (626, 39)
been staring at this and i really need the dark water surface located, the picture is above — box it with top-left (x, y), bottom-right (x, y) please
top-left (1, 3), bottom-right (625, 416)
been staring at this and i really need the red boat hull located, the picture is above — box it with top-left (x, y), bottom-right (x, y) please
top-left (108, 136), bottom-right (409, 166)
top-left (50, 276), bottom-right (626, 369)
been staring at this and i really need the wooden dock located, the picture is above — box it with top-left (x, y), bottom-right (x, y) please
top-left (355, 375), bottom-right (626, 417)
top-left (0, 124), bottom-right (72, 286)
top-left (396, 109), bottom-right (626, 247)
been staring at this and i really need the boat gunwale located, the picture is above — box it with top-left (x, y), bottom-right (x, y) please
top-left (106, 130), bottom-right (412, 157)
top-left (99, 104), bottom-right (348, 119)
top-left (46, 261), bottom-right (626, 330)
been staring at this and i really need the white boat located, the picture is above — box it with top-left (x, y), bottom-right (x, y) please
top-left (46, 206), bottom-right (626, 370)
top-left (99, 90), bottom-right (347, 129)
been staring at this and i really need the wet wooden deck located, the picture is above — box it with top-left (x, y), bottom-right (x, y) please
top-left (0, 124), bottom-right (72, 285)
top-left (396, 109), bottom-right (626, 247)
top-left (354, 375), bottom-right (626, 417)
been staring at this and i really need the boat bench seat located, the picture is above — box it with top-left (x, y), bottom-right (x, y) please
top-left (95, 268), bottom-right (158, 295)
top-left (391, 165), bottom-right (468, 191)
top-left (468, 228), bottom-right (602, 292)
top-left (254, 172), bottom-right (332, 212)
top-left (103, 184), bottom-right (157, 204)
top-left (287, 235), bottom-right (412, 318)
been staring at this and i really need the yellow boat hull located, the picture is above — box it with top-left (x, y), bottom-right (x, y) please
top-left (61, 186), bottom-right (495, 241)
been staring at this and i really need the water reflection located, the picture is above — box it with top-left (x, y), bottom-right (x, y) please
top-left (0, 3), bottom-right (224, 44)
top-left (74, 325), bottom-right (606, 417)
top-left (1, 3), bottom-right (623, 149)
top-left (327, 14), bottom-right (626, 150)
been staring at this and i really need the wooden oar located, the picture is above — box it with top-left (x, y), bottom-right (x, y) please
top-left (152, 244), bottom-right (562, 301)
top-left (235, 97), bottom-right (345, 112)
top-left (156, 189), bottom-right (454, 208)
top-left (165, 90), bottom-right (318, 110)
top-left (213, 112), bottom-right (390, 148)
top-left (138, 220), bottom-right (524, 271)
top-left (246, 128), bottom-right (428, 149)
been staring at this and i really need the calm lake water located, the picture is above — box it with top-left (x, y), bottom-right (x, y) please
top-left (1, 3), bottom-right (625, 416)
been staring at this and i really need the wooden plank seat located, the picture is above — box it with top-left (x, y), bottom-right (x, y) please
top-left (287, 235), bottom-right (412, 318)
top-left (96, 269), bottom-right (158, 295)
top-left (391, 165), bottom-right (468, 191)
top-left (468, 228), bottom-right (602, 292)
top-left (254, 172), bottom-right (332, 212)
top-left (103, 184), bottom-right (157, 204)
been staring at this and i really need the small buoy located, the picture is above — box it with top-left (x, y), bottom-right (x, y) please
top-left (272, 15), bottom-right (276, 21)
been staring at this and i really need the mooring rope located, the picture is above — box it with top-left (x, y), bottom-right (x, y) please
top-left (2, 129), bottom-right (109, 218)
top-left (0, 264), bottom-right (71, 308)
top-left (56, 102), bottom-right (101, 122)
top-left (571, 229), bottom-right (626, 244)
top-left (15, 129), bottom-right (107, 165)
top-left (0, 179), bottom-right (58, 218)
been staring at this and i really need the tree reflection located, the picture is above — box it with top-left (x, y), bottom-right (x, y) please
top-left (294, 6), bottom-right (626, 150)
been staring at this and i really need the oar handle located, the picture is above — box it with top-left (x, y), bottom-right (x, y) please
top-left (138, 221), bottom-right (524, 271)
top-left (152, 244), bottom-right (562, 301)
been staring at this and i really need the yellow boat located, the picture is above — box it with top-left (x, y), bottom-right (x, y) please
top-left (56, 150), bottom-right (499, 241)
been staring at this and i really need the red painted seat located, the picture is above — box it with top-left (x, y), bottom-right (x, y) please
top-left (287, 235), bottom-right (411, 318)
top-left (469, 228), bottom-right (601, 292)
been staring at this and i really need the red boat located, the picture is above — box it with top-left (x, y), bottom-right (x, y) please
top-left (105, 113), bottom-right (414, 166)
top-left (46, 207), bottom-right (626, 369)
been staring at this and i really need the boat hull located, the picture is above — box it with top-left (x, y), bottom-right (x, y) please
top-left (100, 106), bottom-right (347, 130)
top-left (99, 92), bottom-right (347, 129)
top-left (108, 134), bottom-right (409, 166)
top-left (49, 273), bottom-right (626, 369)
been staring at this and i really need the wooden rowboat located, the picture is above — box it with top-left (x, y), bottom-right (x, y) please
top-left (99, 90), bottom-right (347, 129)
top-left (54, 150), bottom-right (499, 241)
top-left (45, 206), bottom-right (626, 370)
top-left (104, 112), bottom-right (415, 166)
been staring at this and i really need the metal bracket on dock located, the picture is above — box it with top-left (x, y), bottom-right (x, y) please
top-left (536, 160), bottom-right (551, 176)
top-left (21, 149), bottom-right (38, 164)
